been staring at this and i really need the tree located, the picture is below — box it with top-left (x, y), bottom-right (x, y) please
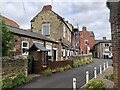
top-left (0, 22), bottom-right (15, 56)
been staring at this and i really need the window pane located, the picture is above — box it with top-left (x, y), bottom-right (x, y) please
top-left (23, 42), bottom-right (27, 47)
top-left (42, 23), bottom-right (50, 35)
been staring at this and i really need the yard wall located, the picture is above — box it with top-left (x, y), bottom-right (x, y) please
top-left (69, 54), bottom-right (93, 63)
top-left (48, 60), bottom-right (73, 69)
top-left (2, 55), bottom-right (28, 79)
top-left (47, 54), bottom-right (92, 69)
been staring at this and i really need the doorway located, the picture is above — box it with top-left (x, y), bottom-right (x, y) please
top-left (53, 48), bottom-right (58, 61)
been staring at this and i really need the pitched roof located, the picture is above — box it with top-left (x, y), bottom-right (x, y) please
top-left (31, 5), bottom-right (73, 32)
top-left (88, 31), bottom-right (94, 37)
top-left (7, 25), bottom-right (58, 44)
top-left (0, 15), bottom-right (20, 28)
top-left (30, 43), bottom-right (49, 51)
top-left (94, 40), bottom-right (111, 45)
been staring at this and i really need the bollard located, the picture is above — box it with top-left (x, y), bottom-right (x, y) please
top-left (94, 67), bottom-right (97, 78)
top-left (106, 61), bottom-right (108, 68)
top-left (73, 78), bottom-right (76, 90)
top-left (103, 63), bottom-right (106, 71)
top-left (100, 65), bottom-right (102, 74)
top-left (86, 71), bottom-right (89, 84)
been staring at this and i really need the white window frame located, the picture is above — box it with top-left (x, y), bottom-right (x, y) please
top-left (84, 40), bottom-right (89, 45)
top-left (42, 23), bottom-right (50, 35)
top-left (22, 41), bottom-right (29, 55)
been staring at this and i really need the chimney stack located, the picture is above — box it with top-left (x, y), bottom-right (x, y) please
top-left (42, 5), bottom-right (52, 11)
top-left (103, 37), bottom-right (106, 40)
top-left (82, 26), bottom-right (87, 31)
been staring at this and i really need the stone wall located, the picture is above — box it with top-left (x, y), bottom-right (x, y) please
top-left (107, 1), bottom-right (120, 88)
top-left (69, 54), bottom-right (93, 63)
top-left (2, 55), bottom-right (28, 79)
top-left (47, 54), bottom-right (92, 69)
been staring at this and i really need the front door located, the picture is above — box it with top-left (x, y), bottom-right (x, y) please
top-left (53, 50), bottom-right (56, 61)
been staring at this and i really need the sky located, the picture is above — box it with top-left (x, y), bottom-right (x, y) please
top-left (0, 0), bottom-right (111, 40)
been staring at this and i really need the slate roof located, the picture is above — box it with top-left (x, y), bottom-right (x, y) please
top-left (88, 31), bottom-right (94, 37)
top-left (32, 43), bottom-right (49, 51)
top-left (94, 40), bottom-right (111, 45)
top-left (79, 31), bottom-right (94, 37)
top-left (7, 25), bottom-right (58, 44)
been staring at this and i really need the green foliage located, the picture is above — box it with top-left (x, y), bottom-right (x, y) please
top-left (12, 74), bottom-right (26, 86)
top-left (0, 23), bottom-right (15, 56)
top-left (73, 60), bottom-right (83, 67)
top-left (105, 74), bottom-right (114, 81)
top-left (64, 65), bottom-right (72, 70)
top-left (42, 68), bottom-right (52, 76)
top-left (2, 77), bottom-right (13, 89)
top-left (86, 58), bottom-right (92, 64)
top-left (73, 62), bottom-right (79, 67)
top-left (58, 67), bottom-right (64, 72)
top-left (87, 80), bottom-right (106, 90)
top-left (1, 74), bottom-right (32, 90)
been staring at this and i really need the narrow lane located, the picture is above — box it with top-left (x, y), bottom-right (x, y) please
top-left (16, 59), bottom-right (112, 89)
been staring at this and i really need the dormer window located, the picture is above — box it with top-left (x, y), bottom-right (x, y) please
top-left (42, 23), bottom-right (50, 35)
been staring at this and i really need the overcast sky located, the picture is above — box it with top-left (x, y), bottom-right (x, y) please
top-left (0, 0), bottom-right (111, 40)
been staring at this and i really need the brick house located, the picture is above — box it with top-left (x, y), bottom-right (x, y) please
top-left (72, 28), bottom-right (80, 54)
top-left (31, 5), bottom-right (74, 61)
top-left (79, 26), bottom-right (95, 54)
top-left (93, 37), bottom-right (112, 59)
top-left (1, 16), bottom-right (60, 73)
top-left (0, 15), bottom-right (20, 28)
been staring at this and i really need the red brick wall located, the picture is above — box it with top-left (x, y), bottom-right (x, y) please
top-left (2, 17), bottom-right (19, 28)
top-left (80, 27), bottom-right (95, 54)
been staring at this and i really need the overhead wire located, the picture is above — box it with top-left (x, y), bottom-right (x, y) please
top-left (21, 0), bottom-right (29, 27)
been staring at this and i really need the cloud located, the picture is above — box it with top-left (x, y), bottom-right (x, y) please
top-left (1, 1), bottom-right (111, 39)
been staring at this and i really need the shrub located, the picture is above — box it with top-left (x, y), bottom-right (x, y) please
top-left (1, 74), bottom-right (31, 90)
top-left (105, 74), bottom-right (114, 81)
top-left (73, 62), bottom-right (79, 67)
top-left (42, 68), bottom-right (52, 76)
top-left (25, 76), bottom-right (32, 83)
top-left (55, 67), bottom-right (64, 72)
top-left (2, 77), bottom-right (13, 89)
top-left (64, 65), bottom-right (72, 70)
top-left (59, 68), bottom-right (64, 72)
top-left (87, 79), bottom-right (106, 90)
top-left (12, 74), bottom-right (26, 86)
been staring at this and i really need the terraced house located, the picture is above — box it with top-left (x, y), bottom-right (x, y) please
top-left (31, 5), bottom-right (75, 61)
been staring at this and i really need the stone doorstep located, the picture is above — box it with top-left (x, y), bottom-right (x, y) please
top-left (81, 66), bottom-right (114, 89)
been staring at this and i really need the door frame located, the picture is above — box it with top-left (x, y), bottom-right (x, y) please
top-left (53, 48), bottom-right (58, 61)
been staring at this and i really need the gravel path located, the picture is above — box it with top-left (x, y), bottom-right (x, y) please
top-left (81, 66), bottom-right (114, 89)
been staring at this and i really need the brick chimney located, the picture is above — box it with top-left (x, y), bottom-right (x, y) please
top-left (82, 26), bottom-right (87, 31)
top-left (103, 37), bottom-right (106, 40)
top-left (42, 5), bottom-right (52, 11)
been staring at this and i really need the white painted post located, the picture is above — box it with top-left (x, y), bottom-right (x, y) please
top-left (73, 78), bottom-right (76, 90)
top-left (103, 63), bottom-right (106, 71)
top-left (86, 71), bottom-right (89, 84)
top-left (94, 67), bottom-right (97, 78)
top-left (106, 61), bottom-right (108, 68)
top-left (100, 65), bottom-right (102, 74)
